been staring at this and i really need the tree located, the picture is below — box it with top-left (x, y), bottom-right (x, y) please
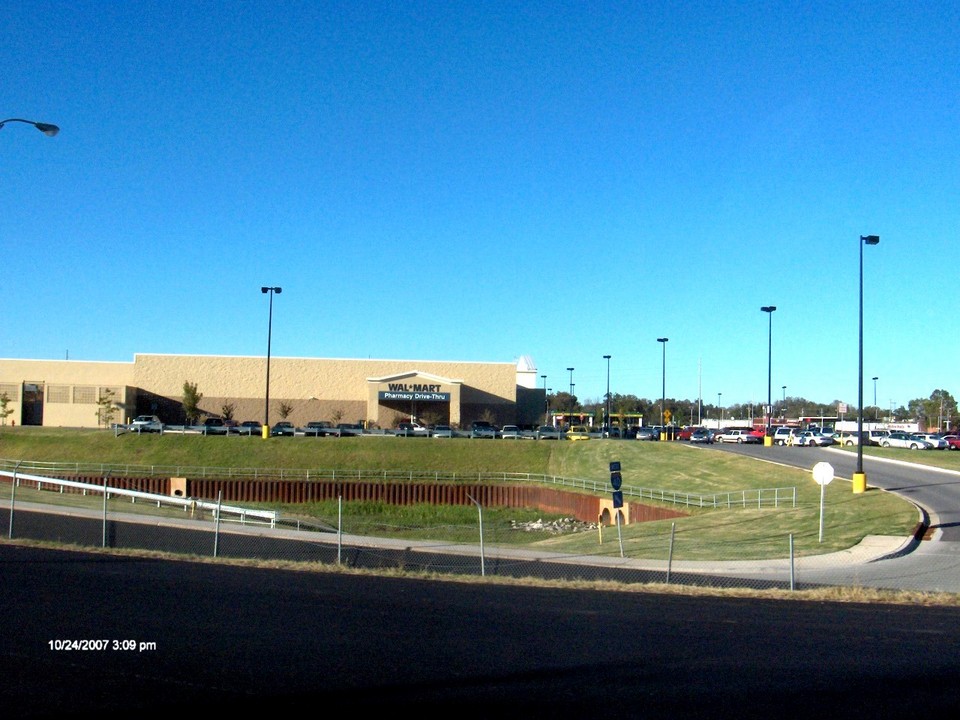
top-left (96, 388), bottom-right (118, 428)
top-left (278, 402), bottom-right (293, 420)
top-left (182, 381), bottom-right (203, 424)
top-left (0, 392), bottom-right (13, 426)
top-left (221, 402), bottom-right (235, 422)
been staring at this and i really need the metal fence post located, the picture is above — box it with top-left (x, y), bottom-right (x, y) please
top-left (8, 461), bottom-right (22, 539)
top-left (213, 490), bottom-right (223, 557)
top-left (789, 533), bottom-right (795, 591)
top-left (666, 522), bottom-right (675, 584)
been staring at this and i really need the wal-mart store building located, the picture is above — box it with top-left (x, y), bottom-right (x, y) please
top-left (0, 353), bottom-right (545, 430)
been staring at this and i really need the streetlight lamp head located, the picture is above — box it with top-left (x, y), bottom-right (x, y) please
top-left (603, 355), bottom-right (611, 359)
top-left (34, 122), bottom-right (59, 137)
top-left (657, 337), bottom-right (668, 343)
top-left (0, 118), bottom-right (60, 136)
top-left (861, 235), bottom-right (880, 245)
top-left (261, 286), bottom-right (282, 294)
top-left (761, 306), bottom-right (776, 313)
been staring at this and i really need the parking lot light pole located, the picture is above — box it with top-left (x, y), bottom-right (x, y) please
top-left (718, 392), bottom-right (722, 426)
top-left (541, 374), bottom-right (548, 422)
top-left (261, 286), bottom-right (282, 438)
top-left (872, 376), bottom-right (879, 420)
top-left (761, 306), bottom-right (776, 446)
top-left (603, 355), bottom-right (611, 437)
top-left (782, 385), bottom-right (787, 420)
top-left (855, 235), bottom-right (880, 493)
top-left (657, 339), bottom-right (668, 440)
top-left (0, 117), bottom-right (60, 136)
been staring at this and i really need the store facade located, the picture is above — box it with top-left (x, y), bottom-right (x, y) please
top-left (0, 353), bottom-right (544, 430)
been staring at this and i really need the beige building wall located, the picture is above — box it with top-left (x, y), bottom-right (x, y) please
top-left (0, 358), bottom-right (135, 427)
top-left (1, 354), bottom-right (528, 429)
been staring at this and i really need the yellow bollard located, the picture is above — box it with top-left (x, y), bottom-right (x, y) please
top-left (261, 424), bottom-right (269, 439)
top-left (852, 472), bottom-right (867, 493)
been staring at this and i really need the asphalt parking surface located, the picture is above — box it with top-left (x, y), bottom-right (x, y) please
top-left (3, 541), bottom-right (960, 718)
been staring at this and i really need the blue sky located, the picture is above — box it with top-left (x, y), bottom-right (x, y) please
top-left (3, 1), bottom-right (957, 412)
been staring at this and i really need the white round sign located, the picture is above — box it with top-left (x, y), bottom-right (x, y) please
top-left (813, 461), bottom-right (835, 486)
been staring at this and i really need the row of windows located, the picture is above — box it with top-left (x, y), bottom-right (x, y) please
top-left (47, 385), bottom-right (122, 404)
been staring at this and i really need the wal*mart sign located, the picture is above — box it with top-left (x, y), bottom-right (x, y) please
top-left (380, 383), bottom-right (450, 402)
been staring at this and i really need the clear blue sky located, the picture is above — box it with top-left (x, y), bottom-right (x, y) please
top-left (4, 1), bottom-right (957, 412)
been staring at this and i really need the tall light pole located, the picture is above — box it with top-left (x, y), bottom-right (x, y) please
top-left (718, 392), bottom-right (723, 426)
top-left (0, 118), bottom-right (60, 136)
top-left (541, 374), bottom-right (548, 422)
top-left (855, 235), bottom-right (880, 493)
top-left (761, 306), bottom-right (776, 445)
top-left (603, 355), bottom-right (612, 437)
top-left (566, 367), bottom-right (574, 396)
top-left (261, 286), bottom-right (282, 437)
top-left (657, 338), bottom-right (668, 440)
top-left (782, 385), bottom-right (787, 420)
top-left (872, 376), bottom-right (879, 420)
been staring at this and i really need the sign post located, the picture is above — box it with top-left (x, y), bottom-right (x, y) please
top-left (812, 461), bottom-right (835, 543)
top-left (610, 461), bottom-right (624, 558)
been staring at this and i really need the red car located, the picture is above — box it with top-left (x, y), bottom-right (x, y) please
top-left (942, 435), bottom-right (960, 450)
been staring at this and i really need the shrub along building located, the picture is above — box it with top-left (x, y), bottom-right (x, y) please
top-left (0, 353), bottom-right (545, 430)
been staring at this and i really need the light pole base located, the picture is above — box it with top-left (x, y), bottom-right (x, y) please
top-left (261, 424), bottom-right (269, 440)
top-left (852, 472), bottom-right (867, 494)
top-left (763, 436), bottom-right (773, 447)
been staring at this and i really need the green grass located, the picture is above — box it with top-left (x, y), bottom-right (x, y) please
top-left (0, 427), bottom-right (922, 559)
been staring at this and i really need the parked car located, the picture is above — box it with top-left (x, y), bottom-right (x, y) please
top-left (470, 421), bottom-right (496, 439)
top-left (431, 424), bottom-right (453, 439)
top-left (536, 425), bottom-right (563, 440)
top-left (773, 427), bottom-right (799, 445)
top-left (270, 421), bottom-right (295, 437)
top-left (235, 420), bottom-right (262, 436)
top-left (202, 417), bottom-right (229, 435)
top-left (689, 428), bottom-right (713, 443)
top-left (716, 428), bottom-right (760, 444)
top-left (795, 430), bottom-right (834, 447)
top-left (395, 421), bottom-right (429, 436)
top-left (634, 427), bottom-right (656, 441)
top-left (336, 423), bottom-right (364, 436)
top-left (302, 421), bottom-right (335, 437)
top-left (942, 435), bottom-right (960, 450)
top-left (916, 433), bottom-right (948, 450)
top-left (566, 426), bottom-right (590, 441)
top-left (880, 432), bottom-right (932, 450)
top-left (130, 415), bottom-right (163, 433)
top-left (499, 424), bottom-right (521, 439)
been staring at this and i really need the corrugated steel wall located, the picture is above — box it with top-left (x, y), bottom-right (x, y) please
top-left (26, 474), bottom-right (687, 524)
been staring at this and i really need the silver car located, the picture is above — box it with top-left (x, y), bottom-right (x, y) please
top-left (880, 432), bottom-right (932, 450)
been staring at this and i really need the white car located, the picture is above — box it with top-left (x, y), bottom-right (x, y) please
top-left (431, 425), bottom-right (453, 438)
top-left (880, 432), bottom-right (932, 450)
top-left (499, 425), bottom-right (521, 439)
top-left (795, 431), bottom-right (834, 447)
top-left (716, 428), bottom-right (760, 444)
top-left (916, 433), bottom-right (948, 449)
top-left (130, 415), bottom-right (163, 433)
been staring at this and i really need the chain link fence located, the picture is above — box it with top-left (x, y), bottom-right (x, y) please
top-left (1, 465), bottom-right (908, 593)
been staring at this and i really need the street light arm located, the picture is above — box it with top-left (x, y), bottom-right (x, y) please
top-left (0, 118), bottom-right (60, 136)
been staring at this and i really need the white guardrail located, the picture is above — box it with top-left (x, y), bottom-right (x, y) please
top-left (0, 469), bottom-right (279, 527)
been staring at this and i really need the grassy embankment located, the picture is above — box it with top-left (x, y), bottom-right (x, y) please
top-left (0, 427), bottom-right (920, 560)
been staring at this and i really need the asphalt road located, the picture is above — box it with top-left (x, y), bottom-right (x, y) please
top-left (3, 541), bottom-right (960, 719)
top-left (707, 442), bottom-right (960, 592)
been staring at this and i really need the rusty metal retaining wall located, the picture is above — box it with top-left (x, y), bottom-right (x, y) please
top-left (25, 474), bottom-right (687, 525)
